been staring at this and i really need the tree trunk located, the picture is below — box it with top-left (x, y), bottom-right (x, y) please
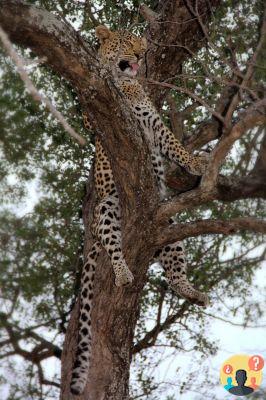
top-left (1, 2), bottom-right (237, 399)
top-left (60, 158), bottom-right (157, 399)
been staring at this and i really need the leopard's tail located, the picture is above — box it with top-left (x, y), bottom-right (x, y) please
top-left (70, 241), bottom-right (101, 395)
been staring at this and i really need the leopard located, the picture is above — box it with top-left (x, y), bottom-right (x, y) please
top-left (70, 25), bottom-right (209, 395)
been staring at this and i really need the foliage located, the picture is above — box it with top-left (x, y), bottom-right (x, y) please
top-left (0, 0), bottom-right (265, 399)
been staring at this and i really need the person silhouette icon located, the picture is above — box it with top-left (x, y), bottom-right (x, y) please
top-left (250, 377), bottom-right (258, 390)
top-left (224, 377), bottom-right (234, 390)
top-left (229, 369), bottom-right (254, 396)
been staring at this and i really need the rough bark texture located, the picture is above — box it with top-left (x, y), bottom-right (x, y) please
top-left (143, 0), bottom-right (221, 106)
top-left (1, 1), bottom-right (265, 399)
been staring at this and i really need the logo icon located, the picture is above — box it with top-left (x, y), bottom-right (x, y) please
top-left (220, 354), bottom-right (264, 396)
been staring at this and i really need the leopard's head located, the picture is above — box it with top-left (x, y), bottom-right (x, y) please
top-left (95, 25), bottom-right (147, 78)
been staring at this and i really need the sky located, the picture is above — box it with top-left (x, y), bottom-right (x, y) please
top-left (150, 264), bottom-right (266, 400)
top-left (1, 101), bottom-right (265, 400)
top-left (2, 172), bottom-right (265, 400)
top-left (1, 3), bottom-right (265, 398)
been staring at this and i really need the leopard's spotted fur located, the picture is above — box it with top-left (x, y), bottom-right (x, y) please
top-left (70, 26), bottom-right (209, 395)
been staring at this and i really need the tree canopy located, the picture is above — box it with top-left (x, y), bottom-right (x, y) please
top-left (0, 0), bottom-right (265, 399)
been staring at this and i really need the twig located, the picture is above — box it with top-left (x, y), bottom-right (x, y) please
top-left (187, 0), bottom-right (240, 75)
top-left (83, 0), bottom-right (101, 28)
top-left (224, 9), bottom-right (266, 126)
top-left (201, 310), bottom-right (266, 328)
top-left (147, 38), bottom-right (245, 81)
top-left (143, 78), bottom-right (225, 123)
top-left (164, 72), bottom-right (259, 101)
top-left (201, 99), bottom-right (266, 189)
top-left (23, 56), bottom-right (47, 68)
top-left (37, 362), bottom-right (60, 388)
top-left (0, 25), bottom-right (86, 146)
top-left (133, 302), bottom-right (189, 354)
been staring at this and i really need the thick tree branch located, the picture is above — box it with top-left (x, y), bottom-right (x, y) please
top-left (0, 0), bottom-right (97, 86)
top-left (139, 4), bottom-right (159, 24)
top-left (166, 170), bottom-right (266, 203)
top-left (0, 312), bottom-right (62, 362)
top-left (158, 176), bottom-right (266, 224)
top-left (156, 217), bottom-right (266, 248)
top-left (0, 0), bottom-right (158, 223)
top-left (0, 25), bottom-right (86, 146)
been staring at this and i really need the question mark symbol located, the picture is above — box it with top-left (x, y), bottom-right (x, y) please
top-left (223, 364), bottom-right (233, 374)
top-left (253, 356), bottom-right (259, 371)
top-left (249, 355), bottom-right (264, 371)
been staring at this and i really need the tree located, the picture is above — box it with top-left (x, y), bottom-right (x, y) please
top-left (0, 1), bottom-right (265, 399)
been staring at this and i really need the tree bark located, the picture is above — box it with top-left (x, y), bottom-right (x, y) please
top-left (2, 1), bottom-right (265, 400)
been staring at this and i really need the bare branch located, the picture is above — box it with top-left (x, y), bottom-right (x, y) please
top-left (83, 1), bottom-right (101, 28)
top-left (144, 78), bottom-right (225, 123)
top-left (186, 0), bottom-right (248, 79)
top-left (0, 312), bottom-right (62, 363)
top-left (156, 217), bottom-right (266, 248)
top-left (0, 351), bottom-right (17, 360)
top-left (0, 25), bottom-right (86, 146)
top-left (139, 4), bottom-right (158, 24)
top-left (158, 169), bottom-right (266, 223)
top-left (224, 9), bottom-right (266, 125)
top-left (201, 310), bottom-right (266, 328)
top-left (37, 363), bottom-right (60, 388)
top-left (201, 99), bottom-right (266, 189)
top-left (133, 302), bottom-right (189, 354)
top-left (141, 0), bottom-right (222, 105)
top-left (0, 339), bottom-right (11, 348)
top-left (166, 94), bottom-right (186, 140)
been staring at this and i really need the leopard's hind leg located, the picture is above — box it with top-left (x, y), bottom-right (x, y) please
top-left (93, 194), bottom-right (134, 287)
top-left (155, 241), bottom-right (209, 307)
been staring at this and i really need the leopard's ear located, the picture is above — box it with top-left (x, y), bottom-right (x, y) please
top-left (95, 25), bottom-right (112, 43)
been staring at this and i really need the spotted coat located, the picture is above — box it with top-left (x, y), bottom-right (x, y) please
top-left (70, 26), bottom-right (209, 395)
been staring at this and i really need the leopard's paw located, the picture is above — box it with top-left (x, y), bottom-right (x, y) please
top-left (172, 282), bottom-right (209, 307)
top-left (188, 152), bottom-right (210, 176)
top-left (114, 267), bottom-right (134, 287)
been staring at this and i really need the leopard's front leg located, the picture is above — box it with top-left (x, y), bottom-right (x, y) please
top-left (129, 95), bottom-right (208, 176)
top-left (93, 195), bottom-right (134, 286)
